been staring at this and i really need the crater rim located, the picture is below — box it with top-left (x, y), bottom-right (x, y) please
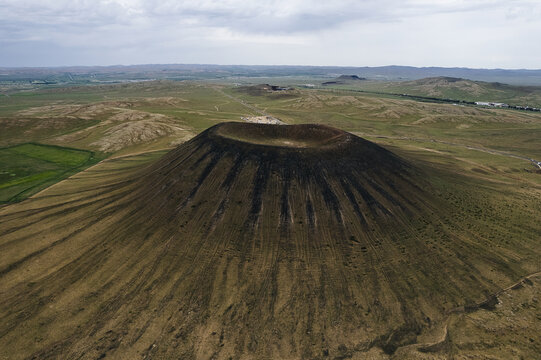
top-left (210, 122), bottom-right (352, 149)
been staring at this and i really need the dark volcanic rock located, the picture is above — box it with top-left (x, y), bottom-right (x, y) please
top-left (323, 75), bottom-right (366, 85)
top-left (135, 122), bottom-right (413, 232)
top-left (337, 75), bottom-right (366, 81)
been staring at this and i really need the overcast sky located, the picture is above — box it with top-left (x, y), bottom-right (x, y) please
top-left (1, 0), bottom-right (540, 68)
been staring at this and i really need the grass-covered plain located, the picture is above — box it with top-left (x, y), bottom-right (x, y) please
top-left (0, 143), bottom-right (102, 203)
top-left (0, 79), bottom-right (539, 358)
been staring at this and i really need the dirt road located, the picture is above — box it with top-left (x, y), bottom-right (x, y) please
top-left (213, 87), bottom-right (286, 123)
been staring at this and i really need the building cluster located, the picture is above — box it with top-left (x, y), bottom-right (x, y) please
top-left (475, 101), bottom-right (508, 107)
top-left (475, 101), bottom-right (540, 112)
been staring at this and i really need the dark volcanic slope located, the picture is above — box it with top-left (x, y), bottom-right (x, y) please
top-left (138, 122), bottom-right (414, 240)
top-left (0, 123), bottom-right (537, 359)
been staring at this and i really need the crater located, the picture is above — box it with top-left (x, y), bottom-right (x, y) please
top-left (211, 122), bottom-right (351, 149)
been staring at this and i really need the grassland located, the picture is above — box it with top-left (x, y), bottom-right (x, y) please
top-left (230, 84), bottom-right (541, 161)
top-left (0, 123), bottom-right (539, 359)
top-left (3, 79), bottom-right (540, 159)
top-left (0, 143), bottom-right (103, 203)
top-left (1, 79), bottom-right (539, 204)
top-left (0, 79), bottom-right (539, 359)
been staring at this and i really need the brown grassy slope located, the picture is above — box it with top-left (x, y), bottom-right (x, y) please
top-left (393, 272), bottom-right (541, 359)
top-left (0, 123), bottom-right (539, 359)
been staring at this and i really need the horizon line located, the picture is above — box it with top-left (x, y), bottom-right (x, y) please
top-left (1, 63), bottom-right (541, 72)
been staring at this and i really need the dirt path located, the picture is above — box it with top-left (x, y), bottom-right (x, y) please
top-left (397, 271), bottom-right (541, 355)
top-left (213, 87), bottom-right (286, 123)
top-left (472, 270), bottom-right (541, 305)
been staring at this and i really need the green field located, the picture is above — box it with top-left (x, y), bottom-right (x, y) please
top-left (0, 143), bottom-right (103, 203)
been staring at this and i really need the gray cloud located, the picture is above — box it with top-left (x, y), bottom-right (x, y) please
top-left (1, 0), bottom-right (540, 67)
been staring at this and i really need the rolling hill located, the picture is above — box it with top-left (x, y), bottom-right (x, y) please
top-left (343, 77), bottom-right (541, 108)
top-left (1, 122), bottom-right (539, 359)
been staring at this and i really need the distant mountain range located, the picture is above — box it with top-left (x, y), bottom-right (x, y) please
top-left (2, 64), bottom-right (541, 85)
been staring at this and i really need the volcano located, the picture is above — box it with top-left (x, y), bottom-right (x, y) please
top-left (0, 123), bottom-right (534, 359)
top-left (136, 122), bottom-right (414, 234)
